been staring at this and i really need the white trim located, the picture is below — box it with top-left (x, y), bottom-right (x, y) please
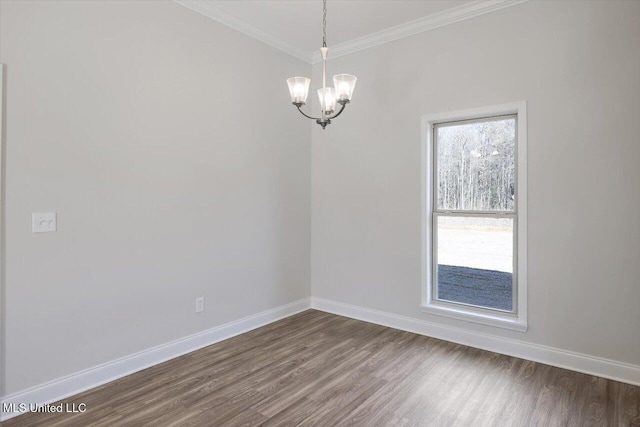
top-left (419, 303), bottom-right (526, 332)
top-left (172, 1), bottom-right (528, 65)
top-left (421, 101), bottom-right (528, 332)
top-left (173, 0), bottom-right (313, 63)
top-left (311, 297), bottom-right (640, 387)
top-left (311, 0), bottom-right (529, 63)
top-left (3, 295), bottom-right (638, 422)
top-left (0, 298), bottom-right (311, 421)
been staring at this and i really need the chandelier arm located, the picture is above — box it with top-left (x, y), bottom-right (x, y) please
top-left (296, 105), bottom-right (321, 121)
top-left (325, 103), bottom-right (347, 120)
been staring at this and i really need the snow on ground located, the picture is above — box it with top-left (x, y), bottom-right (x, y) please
top-left (438, 225), bottom-right (513, 273)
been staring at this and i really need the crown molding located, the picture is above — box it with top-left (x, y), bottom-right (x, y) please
top-left (174, 0), bottom-right (314, 63)
top-left (311, 0), bottom-right (529, 64)
top-left (174, 0), bottom-right (528, 66)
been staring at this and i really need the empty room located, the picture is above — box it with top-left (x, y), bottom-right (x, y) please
top-left (0, 0), bottom-right (639, 425)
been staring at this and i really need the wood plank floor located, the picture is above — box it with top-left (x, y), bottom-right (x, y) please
top-left (5, 310), bottom-right (640, 426)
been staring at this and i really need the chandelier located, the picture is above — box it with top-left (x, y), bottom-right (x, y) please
top-left (286, 0), bottom-right (357, 129)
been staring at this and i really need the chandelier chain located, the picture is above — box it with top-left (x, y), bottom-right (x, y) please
top-left (322, 0), bottom-right (327, 47)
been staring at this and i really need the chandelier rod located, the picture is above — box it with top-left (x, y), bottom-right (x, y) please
top-left (321, 0), bottom-right (328, 124)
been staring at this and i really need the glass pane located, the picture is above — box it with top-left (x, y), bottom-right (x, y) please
top-left (436, 216), bottom-right (514, 311)
top-left (436, 117), bottom-right (515, 211)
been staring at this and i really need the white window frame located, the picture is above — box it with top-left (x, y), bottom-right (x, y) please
top-left (420, 102), bottom-right (528, 332)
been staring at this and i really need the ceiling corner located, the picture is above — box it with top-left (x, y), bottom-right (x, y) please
top-left (174, 0), bottom-right (314, 64)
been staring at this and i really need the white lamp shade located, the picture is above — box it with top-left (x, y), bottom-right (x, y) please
top-left (333, 74), bottom-right (357, 102)
top-left (317, 88), bottom-right (337, 114)
top-left (286, 77), bottom-right (311, 104)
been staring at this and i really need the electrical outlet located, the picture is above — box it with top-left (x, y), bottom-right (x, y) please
top-left (195, 297), bottom-right (204, 313)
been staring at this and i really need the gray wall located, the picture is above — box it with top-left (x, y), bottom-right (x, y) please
top-left (2, 0), bottom-right (639, 399)
top-left (0, 0), bottom-right (311, 395)
top-left (311, 0), bottom-right (640, 366)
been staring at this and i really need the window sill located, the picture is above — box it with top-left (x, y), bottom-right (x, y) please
top-left (419, 303), bottom-right (528, 332)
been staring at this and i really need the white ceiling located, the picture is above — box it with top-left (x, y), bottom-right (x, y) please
top-left (208, 1), bottom-right (473, 52)
top-left (176, 1), bottom-right (527, 63)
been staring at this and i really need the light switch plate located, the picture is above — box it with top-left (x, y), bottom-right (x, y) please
top-left (32, 212), bottom-right (57, 233)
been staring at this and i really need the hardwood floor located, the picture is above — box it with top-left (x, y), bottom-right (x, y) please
top-left (5, 310), bottom-right (640, 426)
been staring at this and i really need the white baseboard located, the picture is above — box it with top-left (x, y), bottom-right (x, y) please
top-left (0, 298), bottom-right (311, 421)
top-left (3, 296), bottom-right (637, 422)
top-left (311, 297), bottom-right (640, 387)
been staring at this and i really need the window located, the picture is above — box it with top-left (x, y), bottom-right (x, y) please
top-left (421, 103), bottom-right (527, 331)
